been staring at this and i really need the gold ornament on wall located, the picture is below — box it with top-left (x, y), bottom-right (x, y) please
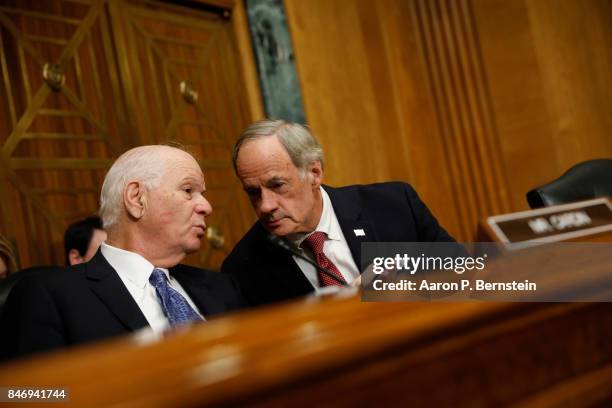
top-left (42, 63), bottom-right (66, 91)
top-left (180, 80), bottom-right (198, 104)
top-left (206, 226), bottom-right (225, 249)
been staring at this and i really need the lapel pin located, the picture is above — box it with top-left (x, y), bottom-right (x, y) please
top-left (353, 229), bottom-right (365, 237)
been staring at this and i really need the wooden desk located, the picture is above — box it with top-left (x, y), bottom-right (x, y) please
top-left (3, 201), bottom-right (612, 406)
top-left (1, 293), bottom-right (611, 407)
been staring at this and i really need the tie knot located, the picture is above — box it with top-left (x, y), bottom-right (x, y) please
top-left (149, 268), bottom-right (167, 287)
top-left (302, 231), bottom-right (327, 254)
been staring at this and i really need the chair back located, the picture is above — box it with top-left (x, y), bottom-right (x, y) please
top-left (526, 159), bottom-right (612, 208)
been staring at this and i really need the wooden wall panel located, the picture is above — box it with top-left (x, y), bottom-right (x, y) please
top-left (0, 0), bottom-right (260, 269)
top-left (526, 0), bottom-right (612, 172)
top-left (410, 0), bottom-right (511, 236)
top-left (284, 0), bottom-right (612, 241)
top-left (471, 0), bottom-right (559, 214)
top-left (0, 0), bottom-right (127, 266)
top-left (473, 0), bottom-right (612, 212)
top-left (284, 0), bottom-right (462, 237)
top-left (285, 0), bottom-right (393, 184)
top-left (108, 0), bottom-right (257, 268)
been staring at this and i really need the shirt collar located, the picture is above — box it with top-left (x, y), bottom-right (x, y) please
top-left (290, 186), bottom-right (341, 248)
top-left (100, 242), bottom-right (168, 288)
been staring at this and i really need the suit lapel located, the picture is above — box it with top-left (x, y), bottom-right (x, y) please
top-left (253, 224), bottom-right (314, 296)
top-left (86, 251), bottom-right (149, 331)
top-left (268, 243), bottom-right (314, 295)
top-left (324, 185), bottom-right (376, 271)
top-left (170, 267), bottom-right (224, 316)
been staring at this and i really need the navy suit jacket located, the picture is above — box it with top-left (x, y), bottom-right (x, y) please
top-left (221, 182), bottom-right (455, 307)
top-left (0, 251), bottom-right (245, 361)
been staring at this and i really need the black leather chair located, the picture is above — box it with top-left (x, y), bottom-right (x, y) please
top-left (526, 159), bottom-right (612, 208)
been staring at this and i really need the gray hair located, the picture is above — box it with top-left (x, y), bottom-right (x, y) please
top-left (232, 119), bottom-right (324, 174)
top-left (99, 145), bottom-right (181, 229)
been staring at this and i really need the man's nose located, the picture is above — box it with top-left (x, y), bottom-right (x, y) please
top-left (195, 195), bottom-right (213, 217)
top-left (258, 189), bottom-right (278, 214)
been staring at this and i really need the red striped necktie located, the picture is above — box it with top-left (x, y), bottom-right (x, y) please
top-left (301, 231), bottom-right (347, 287)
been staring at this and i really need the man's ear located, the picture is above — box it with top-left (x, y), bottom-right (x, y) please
top-left (68, 249), bottom-right (84, 266)
top-left (124, 180), bottom-right (146, 220)
top-left (308, 160), bottom-right (323, 188)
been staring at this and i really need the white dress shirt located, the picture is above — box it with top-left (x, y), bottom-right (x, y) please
top-left (100, 242), bottom-right (203, 334)
top-left (289, 187), bottom-right (360, 292)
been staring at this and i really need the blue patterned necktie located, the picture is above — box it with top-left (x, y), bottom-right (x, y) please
top-left (149, 268), bottom-right (202, 326)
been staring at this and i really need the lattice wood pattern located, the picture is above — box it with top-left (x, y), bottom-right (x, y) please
top-left (0, 0), bottom-right (255, 268)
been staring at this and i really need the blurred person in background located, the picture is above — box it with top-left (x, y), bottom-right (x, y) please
top-left (64, 216), bottom-right (107, 266)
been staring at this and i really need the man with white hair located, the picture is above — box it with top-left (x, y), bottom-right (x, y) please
top-left (1, 145), bottom-right (245, 361)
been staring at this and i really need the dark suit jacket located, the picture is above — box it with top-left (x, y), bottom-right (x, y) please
top-left (221, 182), bottom-right (455, 307)
top-left (0, 251), bottom-right (245, 361)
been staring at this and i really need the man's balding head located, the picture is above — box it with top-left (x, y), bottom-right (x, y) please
top-left (100, 145), bottom-right (212, 266)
